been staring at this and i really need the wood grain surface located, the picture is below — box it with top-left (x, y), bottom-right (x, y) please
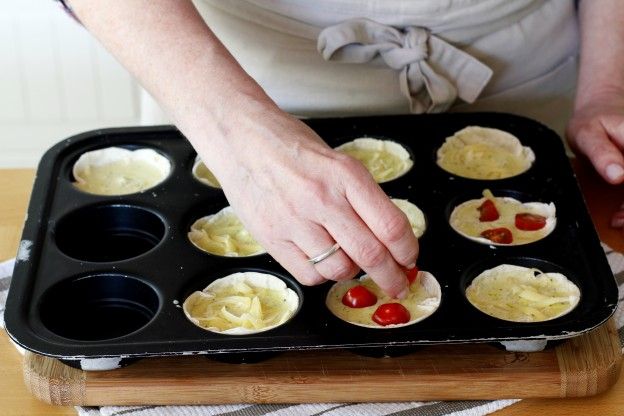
top-left (1, 160), bottom-right (624, 414)
top-left (21, 320), bottom-right (621, 406)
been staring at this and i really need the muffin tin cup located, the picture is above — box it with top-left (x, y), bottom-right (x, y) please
top-left (5, 115), bottom-right (618, 365)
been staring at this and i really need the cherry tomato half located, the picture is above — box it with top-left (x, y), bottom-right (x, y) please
top-left (480, 227), bottom-right (513, 244)
top-left (372, 303), bottom-right (411, 326)
top-left (478, 199), bottom-right (500, 222)
top-left (342, 285), bottom-right (377, 308)
top-left (515, 213), bottom-right (547, 231)
top-left (403, 265), bottom-right (419, 285)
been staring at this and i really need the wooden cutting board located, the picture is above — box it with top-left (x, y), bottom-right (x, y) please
top-left (22, 318), bottom-right (621, 406)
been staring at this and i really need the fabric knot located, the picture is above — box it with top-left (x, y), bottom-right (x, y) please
top-left (380, 26), bottom-right (429, 70)
top-left (318, 18), bottom-right (493, 113)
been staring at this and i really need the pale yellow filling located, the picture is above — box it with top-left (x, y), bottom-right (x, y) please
top-left (450, 190), bottom-right (555, 245)
top-left (326, 273), bottom-right (440, 328)
top-left (73, 147), bottom-right (170, 195)
top-left (437, 127), bottom-right (533, 180)
top-left (74, 159), bottom-right (166, 195)
top-left (465, 265), bottom-right (580, 322)
top-left (336, 139), bottom-right (412, 183)
top-left (188, 208), bottom-right (264, 256)
top-left (392, 198), bottom-right (426, 238)
top-left (193, 161), bottom-right (221, 188)
top-left (183, 273), bottom-right (298, 334)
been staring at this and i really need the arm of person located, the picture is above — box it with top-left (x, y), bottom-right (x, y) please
top-left (567, 0), bottom-right (624, 187)
top-left (66, 0), bottom-right (418, 297)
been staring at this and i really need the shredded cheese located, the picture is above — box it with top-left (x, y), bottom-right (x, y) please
top-left (465, 264), bottom-right (580, 322)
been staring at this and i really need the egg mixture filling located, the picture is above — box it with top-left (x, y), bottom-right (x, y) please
top-left (73, 147), bottom-right (170, 195)
top-left (450, 189), bottom-right (556, 246)
top-left (192, 158), bottom-right (221, 188)
top-left (183, 272), bottom-right (299, 334)
top-left (437, 126), bottom-right (535, 180)
top-left (336, 138), bottom-right (413, 183)
top-left (326, 271), bottom-right (441, 328)
top-left (466, 264), bottom-right (580, 322)
top-left (188, 207), bottom-right (265, 257)
top-left (392, 198), bottom-right (426, 238)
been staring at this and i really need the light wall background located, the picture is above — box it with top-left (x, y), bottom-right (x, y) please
top-left (0, 0), bottom-right (141, 167)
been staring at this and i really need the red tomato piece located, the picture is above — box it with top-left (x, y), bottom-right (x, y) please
top-left (372, 303), bottom-right (411, 326)
top-left (478, 199), bottom-right (500, 222)
top-left (342, 285), bottom-right (377, 308)
top-left (402, 265), bottom-right (419, 285)
top-left (515, 213), bottom-right (547, 231)
top-left (480, 227), bottom-right (513, 244)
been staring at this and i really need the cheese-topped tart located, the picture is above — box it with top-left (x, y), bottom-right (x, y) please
top-left (188, 206), bottom-right (265, 257)
top-left (391, 198), bottom-right (426, 238)
top-left (183, 271), bottom-right (299, 335)
top-left (466, 264), bottom-right (580, 322)
top-left (73, 147), bottom-right (170, 195)
top-left (335, 138), bottom-right (413, 183)
top-left (437, 126), bottom-right (534, 180)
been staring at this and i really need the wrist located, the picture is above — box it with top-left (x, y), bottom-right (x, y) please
top-left (574, 84), bottom-right (624, 112)
top-left (179, 89), bottom-right (290, 178)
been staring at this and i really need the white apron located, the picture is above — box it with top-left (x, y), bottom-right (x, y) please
top-left (141, 0), bottom-right (578, 136)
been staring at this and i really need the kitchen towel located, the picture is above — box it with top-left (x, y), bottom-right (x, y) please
top-left (1, 243), bottom-right (623, 416)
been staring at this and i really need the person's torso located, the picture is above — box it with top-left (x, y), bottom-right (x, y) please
top-left (188, 0), bottom-right (578, 132)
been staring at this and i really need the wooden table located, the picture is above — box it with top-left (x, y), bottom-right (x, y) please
top-left (1, 164), bottom-right (623, 416)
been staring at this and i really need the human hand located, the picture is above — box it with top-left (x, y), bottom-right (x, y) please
top-left (567, 91), bottom-right (624, 185)
top-left (566, 90), bottom-right (624, 230)
top-left (207, 112), bottom-right (419, 298)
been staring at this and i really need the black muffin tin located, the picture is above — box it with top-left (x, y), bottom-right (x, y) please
top-left (5, 113), bottom-right (618, 363)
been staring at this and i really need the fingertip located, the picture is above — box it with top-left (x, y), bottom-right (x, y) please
top-left (386, 275), bottom-right (409, 299)
top-left (396, 287), bottom-right (409, 300)
top-left (371, 271), bottom-right (408, 299)
top-left (605, 164), bottom-right (624, 184)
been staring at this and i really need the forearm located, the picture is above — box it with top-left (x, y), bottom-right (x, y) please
top-left (67, 0), bottom-right (280, 172)
top-left (576, 0), bottom-right (624, 107)
top-left (65, 0), bottom-right (421, 296)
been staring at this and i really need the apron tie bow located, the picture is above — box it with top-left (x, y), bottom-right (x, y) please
top-left (318, 19), bottom-right (493, 113)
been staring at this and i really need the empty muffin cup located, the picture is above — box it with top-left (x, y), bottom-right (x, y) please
top-left (72, 146), bottom-right (171, 195)
top-left (55, 204), bottom-right (166, 262)
top-left (39, 273), bottom-right (160, 341)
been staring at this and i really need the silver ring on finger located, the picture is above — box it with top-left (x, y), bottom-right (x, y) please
top-left (307, 243), bottom-right (341, 265)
